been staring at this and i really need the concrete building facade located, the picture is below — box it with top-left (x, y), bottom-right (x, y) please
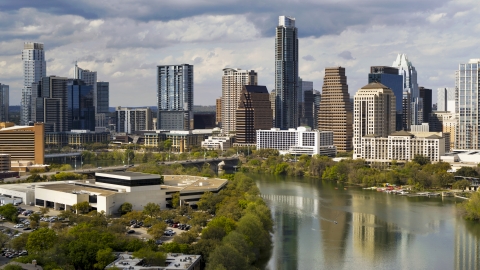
top-left (256, 127), bottom-right (336, 156)
top-left (221, 68), bottom-right (257, 134)
top-left (116, 107), bottom-right (153, 134)
top-left (358, 131), bottom-right (446, 163)
top-left (0, 123), bottom-right (45, 170)
top-left (353, 82), bottom-right (396, 159)
top-left (318, 67), bottom-right (353, 152)
top-left (235, 85), bottom-right (272, 144)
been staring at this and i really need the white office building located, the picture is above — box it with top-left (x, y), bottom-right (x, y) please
top-left (456, 59), bottom-right (480, 149)
top-left (437, 87), bottom-right (455, 113)
top-left (116, 107), bottom-right (152, 134)
top-left (201, 136), bottom-right (233, 151)
top-left (359, 131), bottom-right (446, 163)
top-left (256, 127), bottom-right (336, 156)
top-left (21, 42), bottom-right (46, 125)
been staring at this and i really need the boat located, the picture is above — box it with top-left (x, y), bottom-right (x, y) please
top-left (428, 193), bottom-right (440, 196)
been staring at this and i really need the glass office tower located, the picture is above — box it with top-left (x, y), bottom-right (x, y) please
top-left (275, 16), bottom-right (299, 129)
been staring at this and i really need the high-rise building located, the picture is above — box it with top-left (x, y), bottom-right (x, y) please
top-left (419, 87), bottom-right (432, 123)
top-left (402, 91), bottom-right (412, 130)
top-left (275, 16), bottom-right (299, 129)
top-left (392, 54), bottom-right (421, 125)
top-left (67, 79), bottom-right (95, 131)
top-left (0, 123), bottom-right (45, 168)
top-left (298, 79), bottom-right (314, 128)
top-left (318, 67), bottom-right (353, 152)
top-left (157, 64), bottom-right (193, 131)
top-left (368, 66), bottom-right (403, 130)
top-left (221, 68), bottom-right (257, 134)
top-left (96, 82), bottom-right (110, 128)
top-left (353, 82), bottom-right (396, 158)
top-left (269, 90), bottom-right (276, 126)
top-left (21, 42), bottom-right (46, 125)
top-left (235, 85), bottom-right (272, 144)
top-left (215, 98), bottom-right (222, 127)
top-left (313, 90), bottom-right (321, 129)
top-left (456, 59), bottom-right (480, 149)
top-left (116, 107), bottom-right (153, 133)
top-left (437, 87), bottom-right (455, 113)
top-left (31, 76), bottom-right (69, 132)
top-left (0, 83), bottom-right (9, 122)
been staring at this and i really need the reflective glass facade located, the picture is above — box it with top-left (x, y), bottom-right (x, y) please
top-left (157, 64), bottom-right (193, 130)
top-left (456, 60), bottom-right (480, 149)
top-left (67, 79), bottom-right (95, 131)
top-left (275, 16), bottom-right (298, 129)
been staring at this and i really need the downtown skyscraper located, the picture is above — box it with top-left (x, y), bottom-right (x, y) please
top-left (392, 54), bottom-right (421, 126)
top-left (221, 68), bottom-right (257, 134)
top-left (318, 67), bottom-right (353, 152)
top-left (274, 16), bottom-right (298, 129)
top-left (157, 64), bottom-right (193, 131)
top-left (456, 59), bottom-right (480, 149)
top-left (21, 42), bottom-right (46, 125)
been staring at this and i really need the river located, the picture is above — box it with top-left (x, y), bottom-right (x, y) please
top-left (255, 174), bottom-right (480, 270)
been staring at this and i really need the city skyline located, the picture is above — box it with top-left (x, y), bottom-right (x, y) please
top-left (0, 1), bottom-right (478, 107)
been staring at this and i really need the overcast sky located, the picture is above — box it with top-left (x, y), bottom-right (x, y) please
top-left (0, 0), bottom-right (479, 106)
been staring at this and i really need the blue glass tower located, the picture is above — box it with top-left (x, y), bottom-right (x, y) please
top-left (67, 79), bottom-right (95, 131)
top-left (368, 66), bottom-right (403, 131)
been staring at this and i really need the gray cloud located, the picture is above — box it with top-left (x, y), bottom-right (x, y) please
top-left (303, 55), bottom-right (316, 61)
top-left (338, 51), bottom-right (355, 60)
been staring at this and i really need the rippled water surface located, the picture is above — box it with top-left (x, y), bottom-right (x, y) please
top-left (255, 175), bottom-right (480, 270)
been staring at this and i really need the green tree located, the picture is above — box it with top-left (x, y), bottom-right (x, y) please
top-left (147, 222), bottom-right (167, 240)
top-left (0, 204), bottom-right (18, 222)
top-left (0, 233), bottom-right (10, 248)
top-left (455, 167), bottom-right (479, 177)
top-left (72, 201), bottom-right (90, 214)
top-left (133, 248), bottom-right (166, 266)
top-left (171, 192), bottom-right (181, 208)
top-left (163, 139), bottom-right (173, 151)
top-left (206, 244), bottom-right (248, 270)
top-left (3, 265), bottom-right (23, 270)
top-left (26, 228), bottom-right (57, 252)
top-left (463, 191), bottom-right (480, 220)
top-left (143, 203), bottom-right (161, 218)
top-left (412, 155), bottom-right (431, 166)
top-left (118, 202), bottom-right (133, 215)
top-left (9, 233), bottom-right (29, 251)
top-left (29, 213), bottom-right (41, 224)
top-left (94, 247), bottom-right (115, 270)
top-left (39, 207), bottom-right (50, 216)
top-left (453, 179), bottom-right (471, 191)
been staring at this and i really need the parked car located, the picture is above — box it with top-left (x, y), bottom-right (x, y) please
top-left (23, 227), bottom-right (31, 231)
top-left (13, 224), bottom-right (24, 228)
top-left (126, 230), bottom-right (135, 234)
top-left (155, 239), bottom-right (163, 245)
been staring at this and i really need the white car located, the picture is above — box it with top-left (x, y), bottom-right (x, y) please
top-left (13, 224), bottom-right (24, 228)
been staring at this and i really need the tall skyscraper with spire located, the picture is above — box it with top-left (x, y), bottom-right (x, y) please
top-left (392, 54), bottom-right (421, 127)
top-left (318, 67), bottom-right (353, 152)
top-left (21, 42), bottom-right (46, 125)
top-left (275, 16), bottom-right (298, 129)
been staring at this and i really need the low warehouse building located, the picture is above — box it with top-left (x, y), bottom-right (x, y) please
top-left (0, 172), bottom-right (228, 215)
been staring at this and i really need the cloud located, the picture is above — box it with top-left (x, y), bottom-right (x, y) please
top-left (338, 51), bottom-right (355, 60)
top-left (303, 55), bottom-right (316, 61)
top-left (0, 0), bottom-right (478, 107)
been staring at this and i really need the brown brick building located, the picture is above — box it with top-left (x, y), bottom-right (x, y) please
top-left (318, 67), bottom-right (353, 152)
top-left (235, 86), bottom-right (272, 144)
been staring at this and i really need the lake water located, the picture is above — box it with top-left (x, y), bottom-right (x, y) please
top-left (255, 175), bottom-right (480, 270)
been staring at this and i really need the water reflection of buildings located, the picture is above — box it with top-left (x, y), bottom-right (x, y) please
top-left (319, 192), bottom-right (349, 269)
top-left (455, 219), bottom-right (480, 270)
top-left (351, 194), bottom-right (404, 261)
